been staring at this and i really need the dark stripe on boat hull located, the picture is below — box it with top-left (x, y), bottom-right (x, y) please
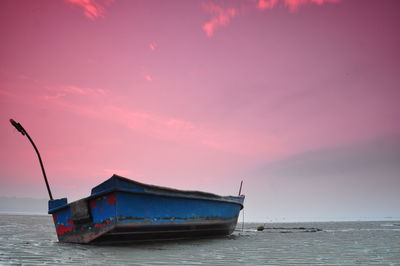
top-left (91, 222), bottom-right (236, 244)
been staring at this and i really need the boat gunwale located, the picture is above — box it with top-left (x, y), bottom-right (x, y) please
top-left (93, 175), bottom-right (245, 202)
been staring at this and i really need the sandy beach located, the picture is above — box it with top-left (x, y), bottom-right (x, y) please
top-left (1, 214), bottom-right (399, 265)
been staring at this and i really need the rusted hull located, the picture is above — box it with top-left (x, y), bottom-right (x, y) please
top-left (48, 175), bottom-right (244, 244)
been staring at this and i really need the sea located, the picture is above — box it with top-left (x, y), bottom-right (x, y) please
top-left (0, 214), bottom-right (399, 265)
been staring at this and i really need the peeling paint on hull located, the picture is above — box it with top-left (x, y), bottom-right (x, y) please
top-left (48, 175), bottom-right (245, 244)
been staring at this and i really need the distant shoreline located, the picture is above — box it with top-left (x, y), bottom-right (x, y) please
top-left (0, 212), bottom-right (399, 223)
top-left (0, 211), bottom-right (47, 216)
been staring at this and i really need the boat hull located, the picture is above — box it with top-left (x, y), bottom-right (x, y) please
top-left (49, 175), bottom-right (244, 244)
top-left (92, 222), bottom-right (237, 244)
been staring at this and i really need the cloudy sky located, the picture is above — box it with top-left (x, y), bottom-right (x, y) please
top-left (1, 0), bottom-right (399, 221)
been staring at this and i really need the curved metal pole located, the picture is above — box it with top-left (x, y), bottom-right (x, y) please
top-left (9, 119), bottom-right (53, 200)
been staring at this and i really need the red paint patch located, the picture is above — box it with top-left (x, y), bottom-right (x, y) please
top-left (107, 193), bottom-right (116, 205)
top-left (56, 224), bottom-right (73, 235)
top-left (56, 221), bottom-right (73, 236)
top-left (90, 199), bottom-right (97, 208)
top-left (56, 220), bottom-right (74, 236)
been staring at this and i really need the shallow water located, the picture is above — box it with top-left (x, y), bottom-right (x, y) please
top-left (0, 214), bottom-right (399, 265)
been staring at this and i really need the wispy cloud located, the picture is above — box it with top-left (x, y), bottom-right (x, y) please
top-left (283, 0), bottom-right (341, 12)
top-left (66, 0), bottom-right (114, 20)
top-left (0, 89), bottom-right (17, 97)
top-left (41, 85), bottom-right (109, 100)
top-left (256, 0), bottom-right (342, 12)
top-left (38, 85), bottom-right (200, 139)
top-left (149, 42), bottom-right (157, 51)
top-left (34, 83), bottom-right (277, 155)
top-left (203, 0), bottom-right (342, 36)
top-left (202, 3), bottom-right (238, 37)
top-left (0, 76), bottom-right (281, 156)
top-left (257, 0), bottom-right (278, 10)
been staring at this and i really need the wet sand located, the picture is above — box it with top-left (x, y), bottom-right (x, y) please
top-left (1, 214), bottom-right (399, 265)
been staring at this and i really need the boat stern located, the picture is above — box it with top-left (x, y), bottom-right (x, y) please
top-left (48, 193), bottom-right (118, 244)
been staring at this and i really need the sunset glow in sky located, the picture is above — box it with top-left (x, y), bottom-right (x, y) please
top-left (1, 0), bottom-right (399, 221)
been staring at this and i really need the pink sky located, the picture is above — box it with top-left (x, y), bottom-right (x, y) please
top-left (1, 0), bottom-right (399, 221)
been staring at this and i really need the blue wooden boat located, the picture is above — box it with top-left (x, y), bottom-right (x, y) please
top-left (48, 175), bottom-right (245, 243)
top-left (9, 119), bottom-right (244, 244)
